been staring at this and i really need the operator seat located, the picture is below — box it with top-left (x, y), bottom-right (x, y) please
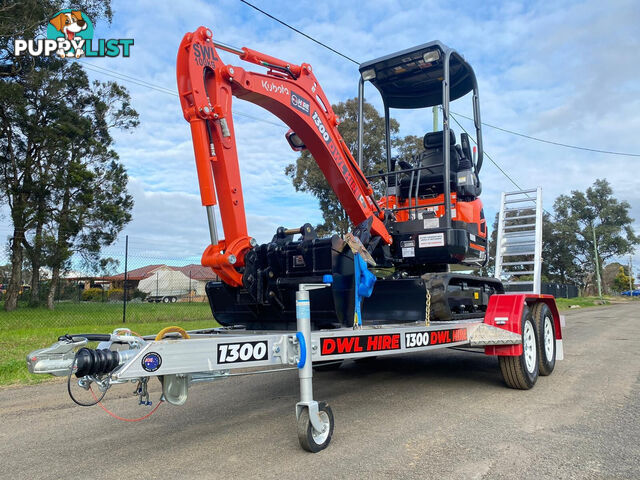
top-left (398, 130), bottom-right (459, 199)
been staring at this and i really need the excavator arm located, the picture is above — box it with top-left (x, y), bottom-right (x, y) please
top-left (177, 27), bottom-right (390, 287)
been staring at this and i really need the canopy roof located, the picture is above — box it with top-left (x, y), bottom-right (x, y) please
top-left (359, 41), bottom-right (475, 109)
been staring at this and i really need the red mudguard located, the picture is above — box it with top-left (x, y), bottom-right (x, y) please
top-left (483, 294), bottom-right (562, 356)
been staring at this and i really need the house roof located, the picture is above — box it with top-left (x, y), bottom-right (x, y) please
top-left (105, 264), bottom-right (164, 281)
top-left (170, 264), bottom-right (218, 281)
top-left (105, 264), bottom-right (218, 282)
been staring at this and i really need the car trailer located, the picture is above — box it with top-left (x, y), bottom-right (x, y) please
top-left (27, 280), bottom-right (563, 452)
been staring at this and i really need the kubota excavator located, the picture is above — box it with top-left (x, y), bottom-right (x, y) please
top-left (177, 27), bottom-right (504, 330)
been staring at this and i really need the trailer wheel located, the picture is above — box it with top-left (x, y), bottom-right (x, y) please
top-left (498, 306), bottom-right (539, 389)
top-left (533, 302), bottom-right (556, 376)
top-left (297, 402), bottom-right (334, 452)
top-left (170, 296), bottom-right (177, 303)
top-left (162, 297), bottom-right (170, 303)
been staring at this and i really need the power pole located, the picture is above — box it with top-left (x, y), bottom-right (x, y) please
top-left (122, 235), bottom-right (128, 323)
top-left (592, 224), bottom-right (602, 298)
top-left (432, 106), bottom-right (438, 132)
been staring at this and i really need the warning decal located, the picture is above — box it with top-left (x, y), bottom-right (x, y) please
top-left (418, 232), bottom-right (445, 248)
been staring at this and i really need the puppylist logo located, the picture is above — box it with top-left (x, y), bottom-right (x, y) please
top-left (13, 9), bottom-right (133, 59)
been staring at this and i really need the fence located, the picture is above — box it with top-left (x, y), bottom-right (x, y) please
top-left (1, 237), bottom-right (221, 330)
top-left (504, 282), bottom-right (579, 298)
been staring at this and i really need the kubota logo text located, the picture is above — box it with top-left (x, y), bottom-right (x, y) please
top-left (262, 80), bottom-right (289, 95)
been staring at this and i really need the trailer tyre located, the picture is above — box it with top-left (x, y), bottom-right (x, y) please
top-left (297, 402), bottom-right (334, 452)
top-left (162, 297), bottom-right (170, 303)
top-left (533, 302), bottom-right (556, 376)
top-left (498, 306), bottom-right (539, 390)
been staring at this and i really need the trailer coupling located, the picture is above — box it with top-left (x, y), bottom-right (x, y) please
top-left (27, 332), bottom-right (144, 377)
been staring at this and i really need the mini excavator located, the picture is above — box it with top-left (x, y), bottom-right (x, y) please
top-left (177, 27), bottom-right (504, 330)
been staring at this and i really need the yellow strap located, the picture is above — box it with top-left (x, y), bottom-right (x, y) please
top-left (155, 326), bottom-right (190, 341)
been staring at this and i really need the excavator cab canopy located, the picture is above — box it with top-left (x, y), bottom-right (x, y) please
top-left (356, 40), bottom-right (484, 231)
top-left (359, 41), bottom-right (475, 109)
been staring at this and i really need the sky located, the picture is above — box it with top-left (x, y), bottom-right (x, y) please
top-left (2, 0), bottom-right (640, 274)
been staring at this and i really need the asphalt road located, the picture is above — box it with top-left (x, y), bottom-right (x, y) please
top-left (1, 302), bottom-right (638, 479)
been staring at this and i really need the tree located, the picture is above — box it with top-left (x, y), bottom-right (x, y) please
top-left (394, 135), bottom-right (423, 160)
top-left (543, 214), bottom-right (583, 285)
top-left (0, 1), bottom-right (136, 310)
top-left (612, 266), bottom-right (632, 293)
top-left (603, 262), bottom-right (624, 292)
top-left (285, 98), bottom-right (422, 235)
top-left (553, 179), bottom-right (639, 292)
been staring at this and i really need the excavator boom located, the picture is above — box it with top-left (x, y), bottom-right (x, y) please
top-left (177, 27), bottom-right (390, 286)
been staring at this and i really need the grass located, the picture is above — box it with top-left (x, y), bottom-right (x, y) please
top-left (0, 301), bottom-right (217, 386)
top-left (554, 296), bottom-right (611, 310)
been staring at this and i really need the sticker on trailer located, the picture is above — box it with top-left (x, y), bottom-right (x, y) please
top-left (405, 328), bottom-right (467, 348)
top-left (217, 341), bottom-right (268, 364)
top-left (320, 334), bottom-right (401, 356)
top-left (141, 352), bottom-right (162, 372)
top-left (418, 232), bottom-right (445, 248)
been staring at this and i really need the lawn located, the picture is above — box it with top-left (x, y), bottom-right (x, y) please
top-left (554, 296), bottom-right (611, 310)
top-left (0, 301), bottom-right (217, 386)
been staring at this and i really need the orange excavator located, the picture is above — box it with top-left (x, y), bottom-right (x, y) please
top-left (177, 27), bottom-right (503, 330)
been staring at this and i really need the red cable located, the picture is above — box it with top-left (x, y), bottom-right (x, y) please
top-left (89, 386), bottom-right (163, 422)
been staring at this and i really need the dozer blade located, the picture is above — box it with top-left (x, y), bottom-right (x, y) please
top-left (361, 278), bottom-right (428, 325)
top-left (207, 276), bottom-right (431, 330)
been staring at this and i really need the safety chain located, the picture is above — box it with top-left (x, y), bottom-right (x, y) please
top-left (425, 289), bottom-right (431, 327)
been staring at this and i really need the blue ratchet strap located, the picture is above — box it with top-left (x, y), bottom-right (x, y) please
top-left (353, 253), bottom-right (376, 327)
top-left (296, 331), bottom-right (306, 369)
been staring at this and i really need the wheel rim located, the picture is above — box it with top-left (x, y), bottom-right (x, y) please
top-left (523, 320), bottom-right (536, 373)
top-left (311, 411), bottom-right (330, 444)
top-left (544, 316), bottom-right (554, 361)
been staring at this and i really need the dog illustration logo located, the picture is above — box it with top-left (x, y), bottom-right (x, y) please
top-left (47, 10), bottom-right (94, 58)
